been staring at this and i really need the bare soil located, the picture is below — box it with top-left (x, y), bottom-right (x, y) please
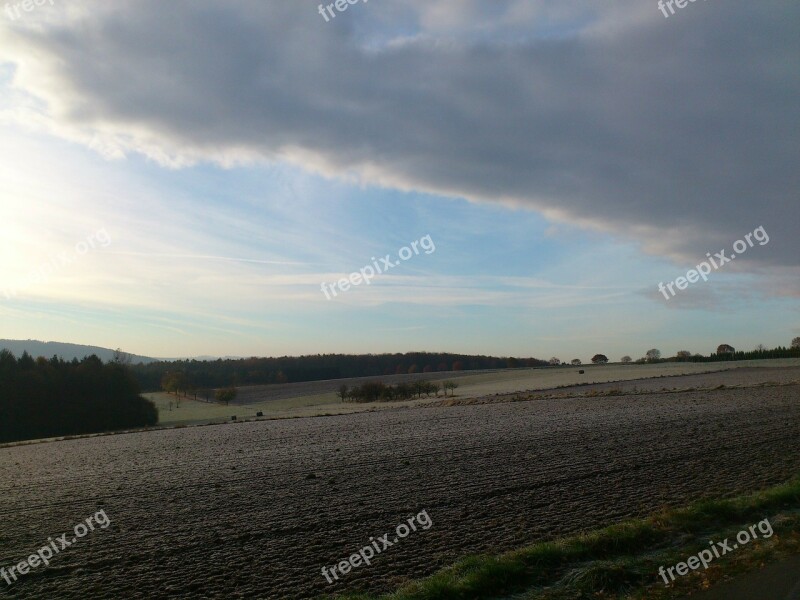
top-left (0, 367), bottom-right (798, 599)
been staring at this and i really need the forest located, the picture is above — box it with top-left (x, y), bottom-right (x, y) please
top-left (0, 350), bottom-right (158, 443)
top-left (130, 352), bottom-right (550, 392)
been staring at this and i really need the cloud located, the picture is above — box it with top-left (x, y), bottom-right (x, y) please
top-left (1, 0), bottom-right (797, 282)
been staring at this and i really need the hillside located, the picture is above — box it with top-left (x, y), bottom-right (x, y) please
top-left (0, 339), bottom-right (157, 364)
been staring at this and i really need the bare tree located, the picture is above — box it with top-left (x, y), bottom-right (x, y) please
top-left (646, 349), bottom-right (662, 362)
top-left (792, 337), bottom-right (800, 349)
top-left (215, 387), bottom-right (237, 405)
top-left (442, 381), bottom-right (458, 397)
top-left (621, 356), bottom-right (632, 364)
top-left (570, 358), bottom-right (581, 366)
top-left (112, 348), bottom-right (132, 365)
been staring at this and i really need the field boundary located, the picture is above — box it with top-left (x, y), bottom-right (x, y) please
top-left (331, 475), bottom-right (800, 600)
top-left (433, 365), bottom-right (800, 407)
top-left (443, 379), bottom-right (800, 408)
top-left (5, 363), bottom-right (798, 449)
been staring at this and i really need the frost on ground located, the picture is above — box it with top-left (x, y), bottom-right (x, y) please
top-left (0, 367), bottom-right (798, 599)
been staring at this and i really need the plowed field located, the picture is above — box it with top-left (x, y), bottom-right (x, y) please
top-left (1, 367), bottom-right (798, 599)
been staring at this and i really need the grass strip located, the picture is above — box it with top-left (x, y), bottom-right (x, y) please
top-left (331, 475), bottom-right (800, 600)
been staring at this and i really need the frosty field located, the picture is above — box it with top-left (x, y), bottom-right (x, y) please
top-left (147, 358), bottom-right (800, 426)
top-left (1, 364), bottom-right (798, 598)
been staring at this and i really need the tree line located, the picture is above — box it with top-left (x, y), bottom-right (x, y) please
top-left (130, 352), bottom-right (549, 392)
top-left (0, 350), bottom-right (158, 444)
top-left (544, 340), bottom-right (800, 367)
top-left (582, 342), bottom-right (800, 366)
top-left (131, 342), bottom-right (800, 395)
top-left (621, 343), bottom-right (800, 364)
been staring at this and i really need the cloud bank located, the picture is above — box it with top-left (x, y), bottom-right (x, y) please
top-left (1, 0), bottom-right (797, 282)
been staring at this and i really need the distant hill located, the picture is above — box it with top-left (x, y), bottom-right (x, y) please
top-left (0, 340), bottom-right (157, 364)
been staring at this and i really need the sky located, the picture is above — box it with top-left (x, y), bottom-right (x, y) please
top-left (0, 0), bottom-right (797, 362)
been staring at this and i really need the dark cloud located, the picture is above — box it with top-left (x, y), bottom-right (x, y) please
top-left (2, 0), bottom-right (798, 277)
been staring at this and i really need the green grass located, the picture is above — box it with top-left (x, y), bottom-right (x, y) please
top-left (331, 475), bottom-right (800, 600)
top-left (146, 391), bottom-right (345, 426)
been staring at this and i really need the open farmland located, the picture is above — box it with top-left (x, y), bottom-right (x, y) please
top-left (1, 365), bottom-right (799, 599)
top-left (148, 358), bottom-right (800, 427)
top-left (228, 358), bottom-right (800, 405)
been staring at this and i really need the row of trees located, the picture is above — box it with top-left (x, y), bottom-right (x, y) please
top-left (616, 340), bottom-right (800, 365)
top-left (545, 355), bottom-right (609, 365)
top-left (160, 371), bottom-right (238, 405)
top-left (339, 380), bottom-right (459, 403)
top-left (0, 350), bottom-right (158, 443)
top-left (552, 340), bottom-right (800, 367)
top-left (633, 343), bottom-right (799, 363)
top-left (547, 356), bottom-right (608, 365)
top-left (131, 353), bottom-right (549, 392)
